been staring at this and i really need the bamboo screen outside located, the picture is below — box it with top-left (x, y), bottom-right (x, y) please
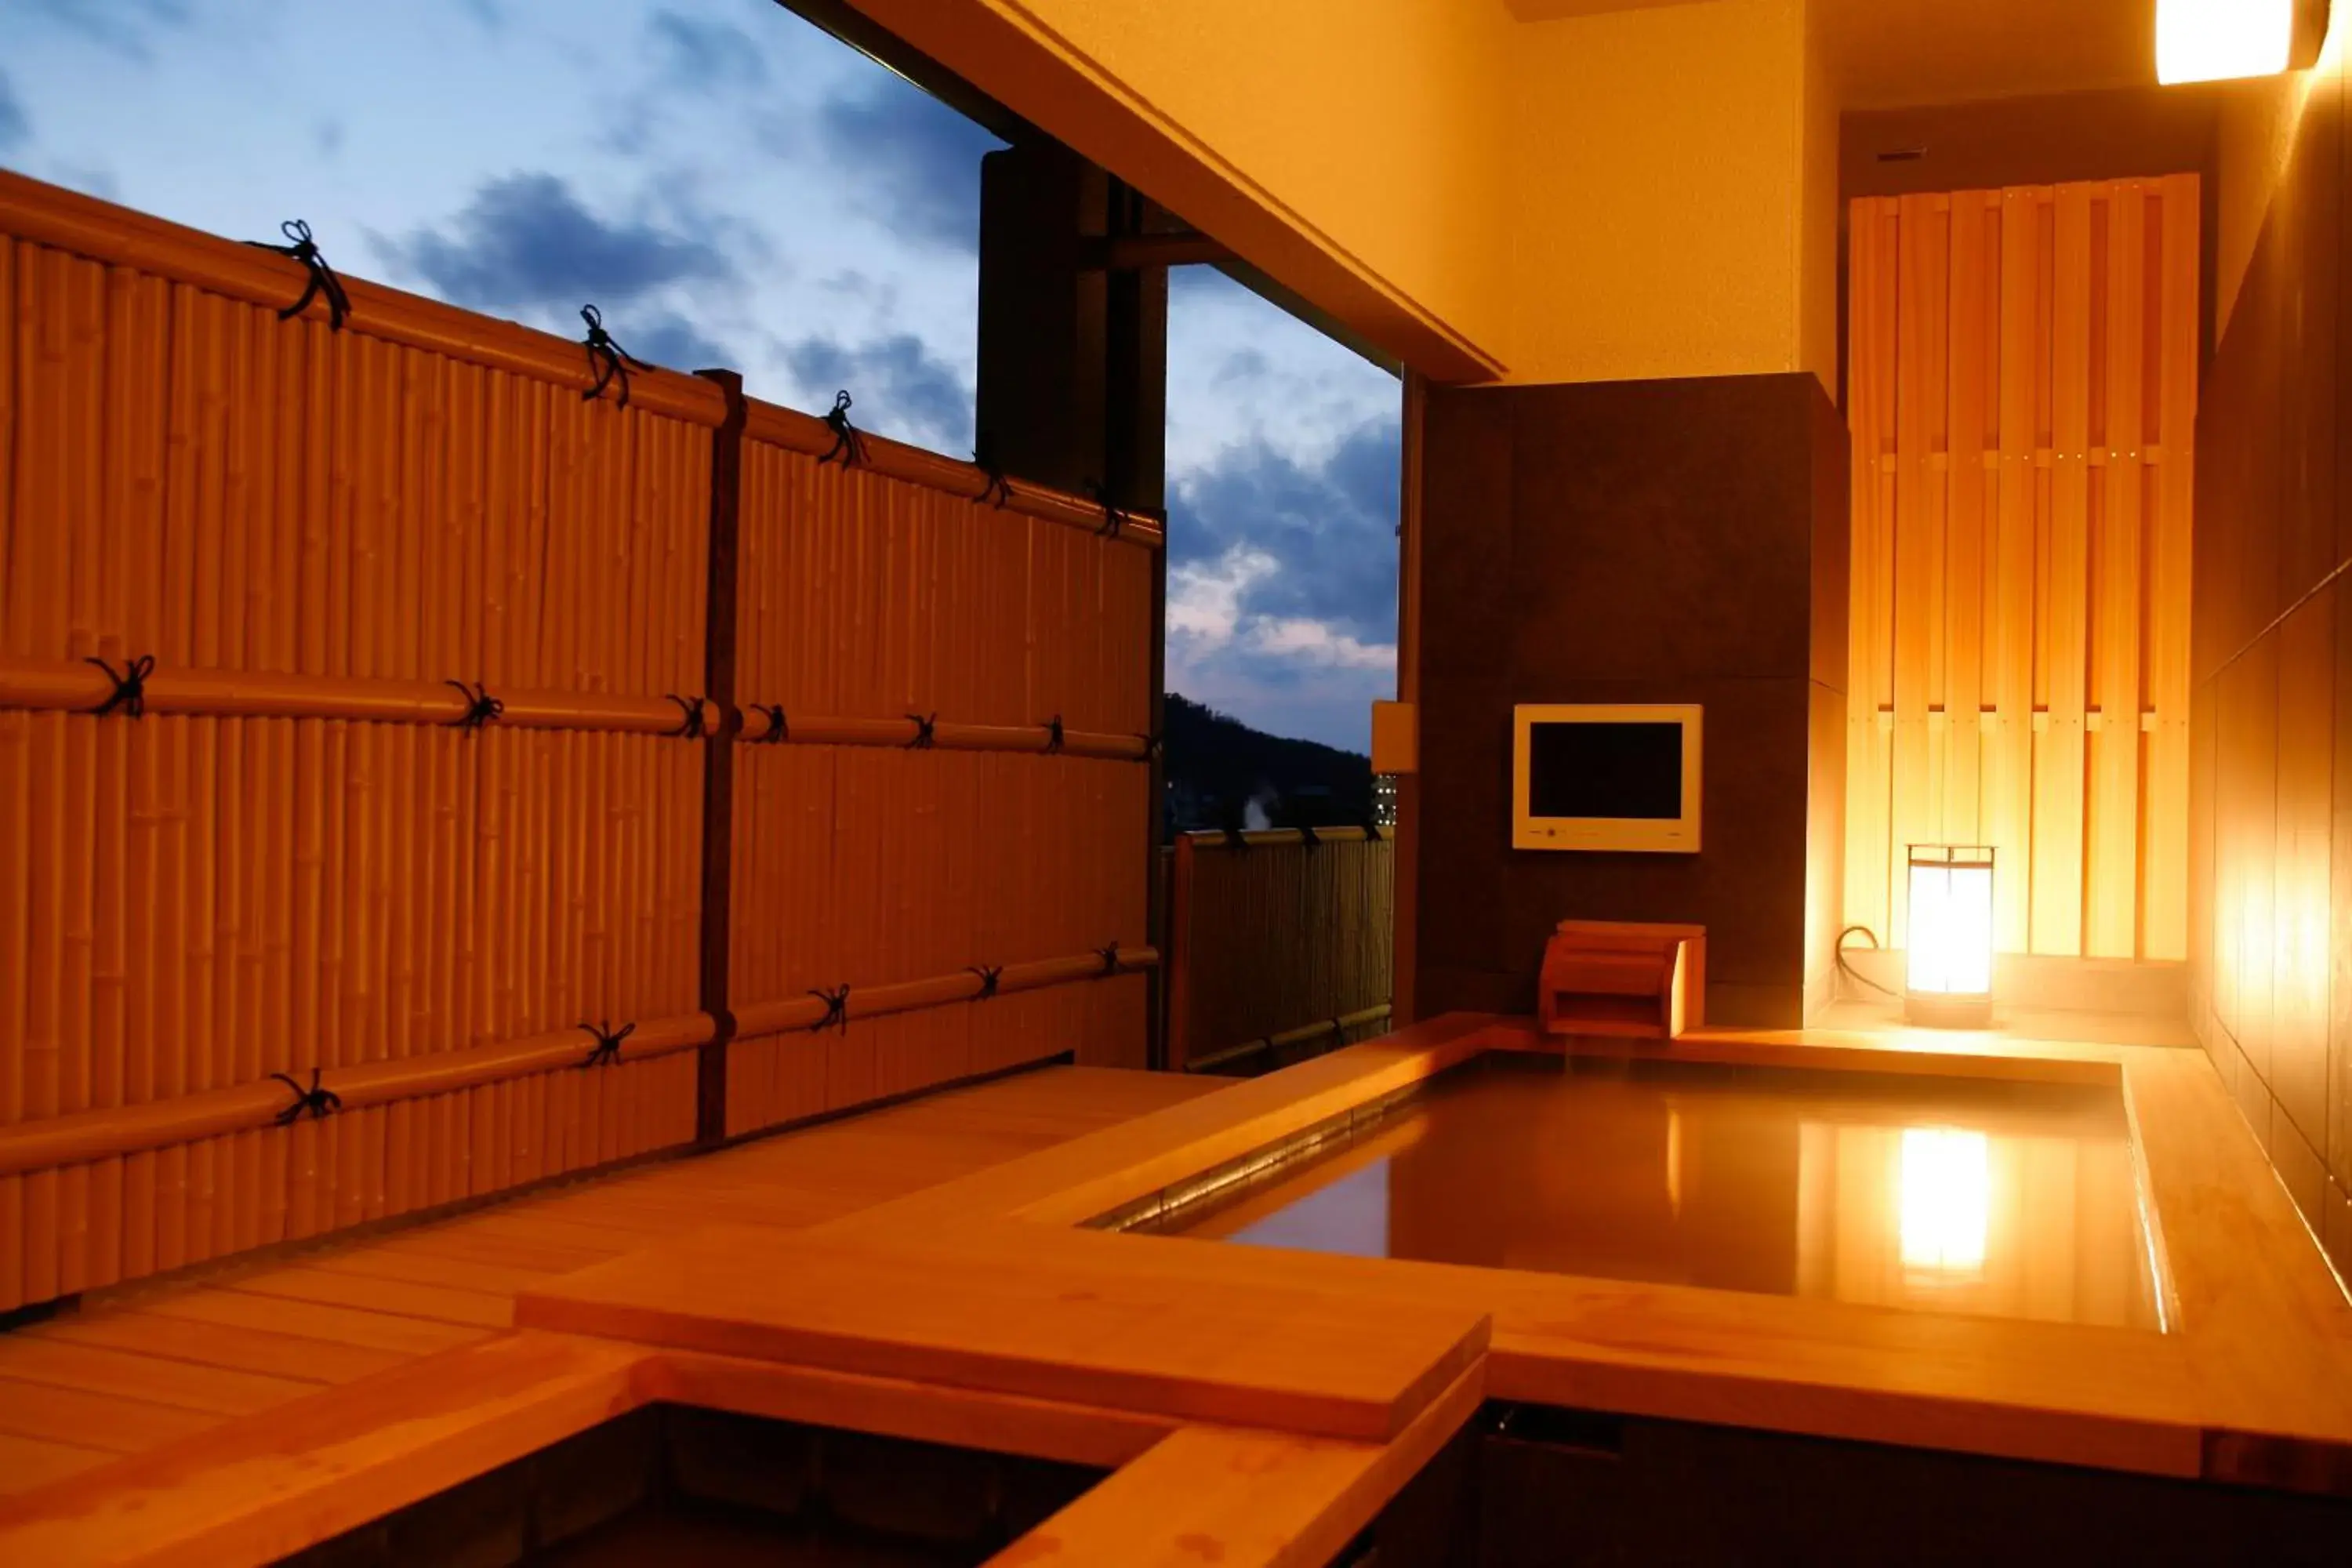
top-left (1846, 177), bottom-right (2198, 962)
top-left (723, 405), bottom-right (1155, 1134)
top-left (0, 171), bottom-right (1162, 1312)
top-left (1167, 829), bottom-right (1393, 1074)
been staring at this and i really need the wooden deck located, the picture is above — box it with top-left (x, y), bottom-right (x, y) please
top-left (0, 1065), bottom-right (1225, 1500)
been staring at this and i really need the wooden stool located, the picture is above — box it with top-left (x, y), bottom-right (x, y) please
top-left (1537, 920), bottom-right (1705, 1040)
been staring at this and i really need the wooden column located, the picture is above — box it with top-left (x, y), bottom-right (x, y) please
top-left (693, 369), bottom-right (747, 1142)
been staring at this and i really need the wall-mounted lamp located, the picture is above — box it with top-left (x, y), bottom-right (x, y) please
top-left (1905, 846), bottom-right (1994, 1029)
top-left (2158, 0), bottom-right (2332, 85)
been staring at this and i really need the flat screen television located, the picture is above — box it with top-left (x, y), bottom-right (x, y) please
top-left (1512, 703), bottom-right (1702, 853)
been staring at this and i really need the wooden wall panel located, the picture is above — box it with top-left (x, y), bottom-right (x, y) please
top-left (1846, 176), bottom-right (2199, 960)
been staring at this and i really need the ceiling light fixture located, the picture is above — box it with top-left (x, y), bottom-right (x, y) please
top-left (2157, 0), bottom-right (2331, 85)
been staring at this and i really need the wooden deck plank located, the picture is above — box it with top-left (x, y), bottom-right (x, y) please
top-left (0, 1432), bottom-right (114, 1497)
top-left (131, 1285), bottom-right (500, 1356)
top-left (24, 1309), bottom-right (412, 1385)
top-left (0, 1338), bottom-right (312, 1417)
top-left (296, 1243), bottom-right (566, 1298)
top-left (220, 1265), bottom-right (515, 1330)
top-left (0, 1374), bottom-right (221, 1454)
top-left (518, 1221), bottom-right (1493, 1443)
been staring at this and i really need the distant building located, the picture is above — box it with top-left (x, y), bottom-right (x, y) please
top-left (1373, 774), bottom-right (1398, 829)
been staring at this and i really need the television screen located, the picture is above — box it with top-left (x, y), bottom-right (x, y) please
top-left (1527, 721), bottom-right (1685, 822)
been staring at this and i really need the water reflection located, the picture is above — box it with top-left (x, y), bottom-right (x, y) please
top-left (1153, 1057), bottom-right (2158, 1330)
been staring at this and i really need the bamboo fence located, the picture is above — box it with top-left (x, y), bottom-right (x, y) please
top-left (0, 169), bottom-right (1161, 1309)
top-left (1846, 178), bottom-right (2198, 961)
top-left (1166, 828), bottom-right (1393, 1074)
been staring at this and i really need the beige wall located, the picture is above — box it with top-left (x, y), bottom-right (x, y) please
top-left (851, 0), bottom-right (1837, 389)
top-left (1503, 0), bottom-right (1831, 390)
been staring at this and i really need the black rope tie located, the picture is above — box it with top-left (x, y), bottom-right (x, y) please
top-left (445, 679), bottom-right (502, 731)
top-left (85, 654), bottom-right (156, 718)
top-left (972, 434), bottom-right (1013, 509)
top-left (1084, 480), bottom-right (1123, 539)
top-left (808, 985), bottom-right (851, 1033)
top-left (967, 964), bottom-right (1002, 1001)
top-left (1329, 1017), bottom-right (1347, 1050)
top-left (580, 304), bottom-right (652, 408)
top-left (1297, 823), bottom-right (1321, 851)
top-left (1222, 825), bottom-right (1250, 852)
top-left (1140, 732), bottom-right (1163, 764)
top-left (578, 1020), bottom-right (635, 1069)
top-left (667, 694), bottom-right (708, 739)
top-left (906, 712), bottom-right (937, 750)
top-left (1043, 715), bottom-right (1065, 755)
top-left (269, 1068), bottom-right (341, 1125)
top-left (1096, 941), bottom-right (1123, 977)
top-left (1362, 819), bottom-right (1385, 844)
top-left (820, 390), bottom-right (868, 467)
top-left (753, 702), bottom-right (789, 743)
top-left (246, 219), bottom-right (350, 330)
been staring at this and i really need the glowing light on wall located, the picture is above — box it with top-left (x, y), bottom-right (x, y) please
top-left (2157, 0), bottom-right (2296, 84)
top-left (1900, 1127), bottom-right (1989, 1274)
top-left (1906, 846), bottom-right (1995, 1027)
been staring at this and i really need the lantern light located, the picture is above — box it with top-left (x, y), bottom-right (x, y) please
top-left (2156, 0), bottom-right (2321, 85)
top-left (1906, 845), bottom-right (1994, 1029)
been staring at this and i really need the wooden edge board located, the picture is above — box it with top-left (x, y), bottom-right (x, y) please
top-left (990, 1360), bottom-right (1487, 1568)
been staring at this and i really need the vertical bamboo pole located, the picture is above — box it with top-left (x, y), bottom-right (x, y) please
top-left (56, 253), bottom-right (103, 1293)
top-left (183, 283), bottom-right (226, 1261)
top-left (1889, 193), bottom-right (1951, 951)
top-left (2036, 183), bottom-right (2096, 956)
top-left (1845, 198), bottom-right (1897, 945)
top-left (2088, 183), bottom-right (2147, 959)
top-left (1944, 191), bottom-right (1993, 851)
top-left (2143, 175), bottom-right (2199, 962)
top-left (1986, 190), bottom-right (2045, 954)
top-left (694, 375), bottom-right (744, 1142)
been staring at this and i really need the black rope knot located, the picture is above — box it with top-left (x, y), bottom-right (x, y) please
top-left (1043, 714), bottom-right (1065, 754)
top-left (580, 303), bottom-right (652, 408)
top-left (85, 654), bottom-right (157, 718)
top-left (820, 390), bottom-right (868, 467)
top-left (808, 985), bottom-right (851, 1032)
top-left (578, 1020), bottom-right (635, 1069)
top-left (445, 679), bottom-right (503, 731)
top-left (667, 694), bottom-right (708, 739)
top-left (1221, 825), bottom-right (1250, 852)
top-left (972, 434), bottom-right (1013, 509)
top-left (247, 219), bottom-right (350, 329)
top-left (906, 712), bottom-right (937, 750)
top-left (1329, 1017), bottom-right (1348, 1048)
top-left (1084, 480), bottom-right (1123, 539)
top-left (1140, 732), bottom-right (1163, 763)
top-left (1096, 941), bottom-right (1123, 977)
top-left (1362, 819), bottom-right (1385, 843)
top-left (753, 702), bottom-right (789, 743)
top-left (269, 1067), bottom-right (341, 1125)
top-left (1297, 823), bottom-right (1321, 851)
top-left (967, 964), bottom-right (1002, 1001)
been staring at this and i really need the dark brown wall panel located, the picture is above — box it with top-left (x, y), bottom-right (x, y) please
top-left (2193, 46), bottom-right (2352, 1280)
top-left (1415, 374), bottom-right (1846, 1029)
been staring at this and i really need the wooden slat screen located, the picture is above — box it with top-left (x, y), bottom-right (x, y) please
top-left (1167, 829), bottom-right (1392, 1073)
top-left (1845, 176), bottom-right (2198, 960)
top-left (0, 171), bottom-right (1160, 1311)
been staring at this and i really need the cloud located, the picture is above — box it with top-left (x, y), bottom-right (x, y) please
top-left (1167, 419), bottom-right (1401, 645)
top-left (815, 79), bottom-right (1004, 252)
top-left (649, 8), bottom-right (766, 90)
top-left (376, 171), bottom-right (735, 318)
top-left (1168, 545), bottom-right (1395, 674)
top-left (626, 310), bottom-right (731, 372)
top-left (784, 332), bottom-right (973, 453)
top-left (0, 71), bottom-right (27, 154)
top-left (16, 0), bottom-right (187, 60)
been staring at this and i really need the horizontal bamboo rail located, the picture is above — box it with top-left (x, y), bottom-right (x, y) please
top-left (744, 401), bottom-right (1165, 550)
top-left (1182, 826), bottom-right (1387, 851)
top-left (739, 706), bottom-right (1152, 760)
top-left (0, 168), bottom-right (1169, 542)
top-left (0, 659), bottom-right (701, 734)
top-left (0, 1014), bottom-right (717, 1178)
top-left (0, 169), bottom-right (728, 426)
top-left (1188, 1004), bottom-right (1395, 1073)
top-left (733, 946), bottom-right (1163, 1038)
top-left (0, 947), bottom-right (1160, 1178)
